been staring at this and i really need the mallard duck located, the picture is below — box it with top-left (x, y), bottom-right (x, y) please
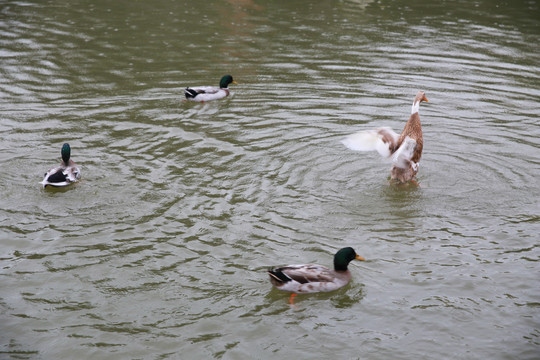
top-left (184, 75), bottom-right (237, 102)
top-left (267, 247), bottom-right (365, 294)
top-left (342, 91), bottom-right (429, 184)
top-left (41, 143), bottom-right (81, 188)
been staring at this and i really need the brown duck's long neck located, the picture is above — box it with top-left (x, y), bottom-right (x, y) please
top-left (411, 98), bottom-right (422, 115)
top-left (402, 112), bottom-right (422, 137)
top-left (402, 98), bottom-right (423, 134)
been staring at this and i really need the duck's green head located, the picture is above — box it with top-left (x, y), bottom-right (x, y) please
top-left (334, 247), bottom-right (365, 271)
top-left (61, 143), bottom-right (71, 165)
top-left (219, 75), bottom-right (237, 88)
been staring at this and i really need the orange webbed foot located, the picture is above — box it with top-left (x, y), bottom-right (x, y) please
top-left (288, 293), bottom-right (297, 305)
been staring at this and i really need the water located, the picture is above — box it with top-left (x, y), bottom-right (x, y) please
top-left (1, 0), bottom-right (539, 359)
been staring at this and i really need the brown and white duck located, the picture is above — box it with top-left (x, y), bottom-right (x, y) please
top-left (342, 91), bottom-right (429, 184)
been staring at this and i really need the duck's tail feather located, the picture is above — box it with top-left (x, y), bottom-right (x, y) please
top-left (45, 169), bottom-right (68, 184)
top-left (184, 87), bottom-right (199, 99)
top-left (267, 268), bottom-right (292, 283)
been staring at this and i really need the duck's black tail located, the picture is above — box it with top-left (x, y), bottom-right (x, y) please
top-left (267, 268), bottom-right (291, 283)
top-left (46, 169), bottom-right (68, 184)
top-left (184, 87), bottom-right (199, 99)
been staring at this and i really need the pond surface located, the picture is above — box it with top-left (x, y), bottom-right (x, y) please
top-left (1, 0), bottom-right (539, 359)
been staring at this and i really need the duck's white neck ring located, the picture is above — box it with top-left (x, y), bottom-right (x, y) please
top-left (411, 100), bottom-right (420, 114)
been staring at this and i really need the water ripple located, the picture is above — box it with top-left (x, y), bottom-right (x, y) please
top-left (1, 0), bottom-right (539, 359)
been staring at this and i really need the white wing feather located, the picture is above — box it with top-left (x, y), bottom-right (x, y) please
top-left (341, 127), bottom-right (399, 158)
top-left (341, 130), bottom-right (380, 151)
top-left (392, 136), bottom-right (416, 169)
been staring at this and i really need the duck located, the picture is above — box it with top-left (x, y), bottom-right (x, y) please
top-left (342, 91), bottom-right (429, 184)
top-left (184, 75), bottom-right (237, 102)
top-left (267, 247), bottom-right (365, 295)
top-left (41, 143), bottom-right (81, 188)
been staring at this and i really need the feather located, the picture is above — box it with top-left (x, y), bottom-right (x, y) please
top-left (341, 127), bottom-right (399, 158)
top-left (392, 136), bottom-right (416, 169)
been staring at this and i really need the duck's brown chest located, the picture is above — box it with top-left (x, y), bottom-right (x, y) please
top-left (398, 113), bottom-right (423, 163)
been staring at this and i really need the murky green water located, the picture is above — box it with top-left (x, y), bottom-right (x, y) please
top-left (1, 0), bottom-right (539, 359)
